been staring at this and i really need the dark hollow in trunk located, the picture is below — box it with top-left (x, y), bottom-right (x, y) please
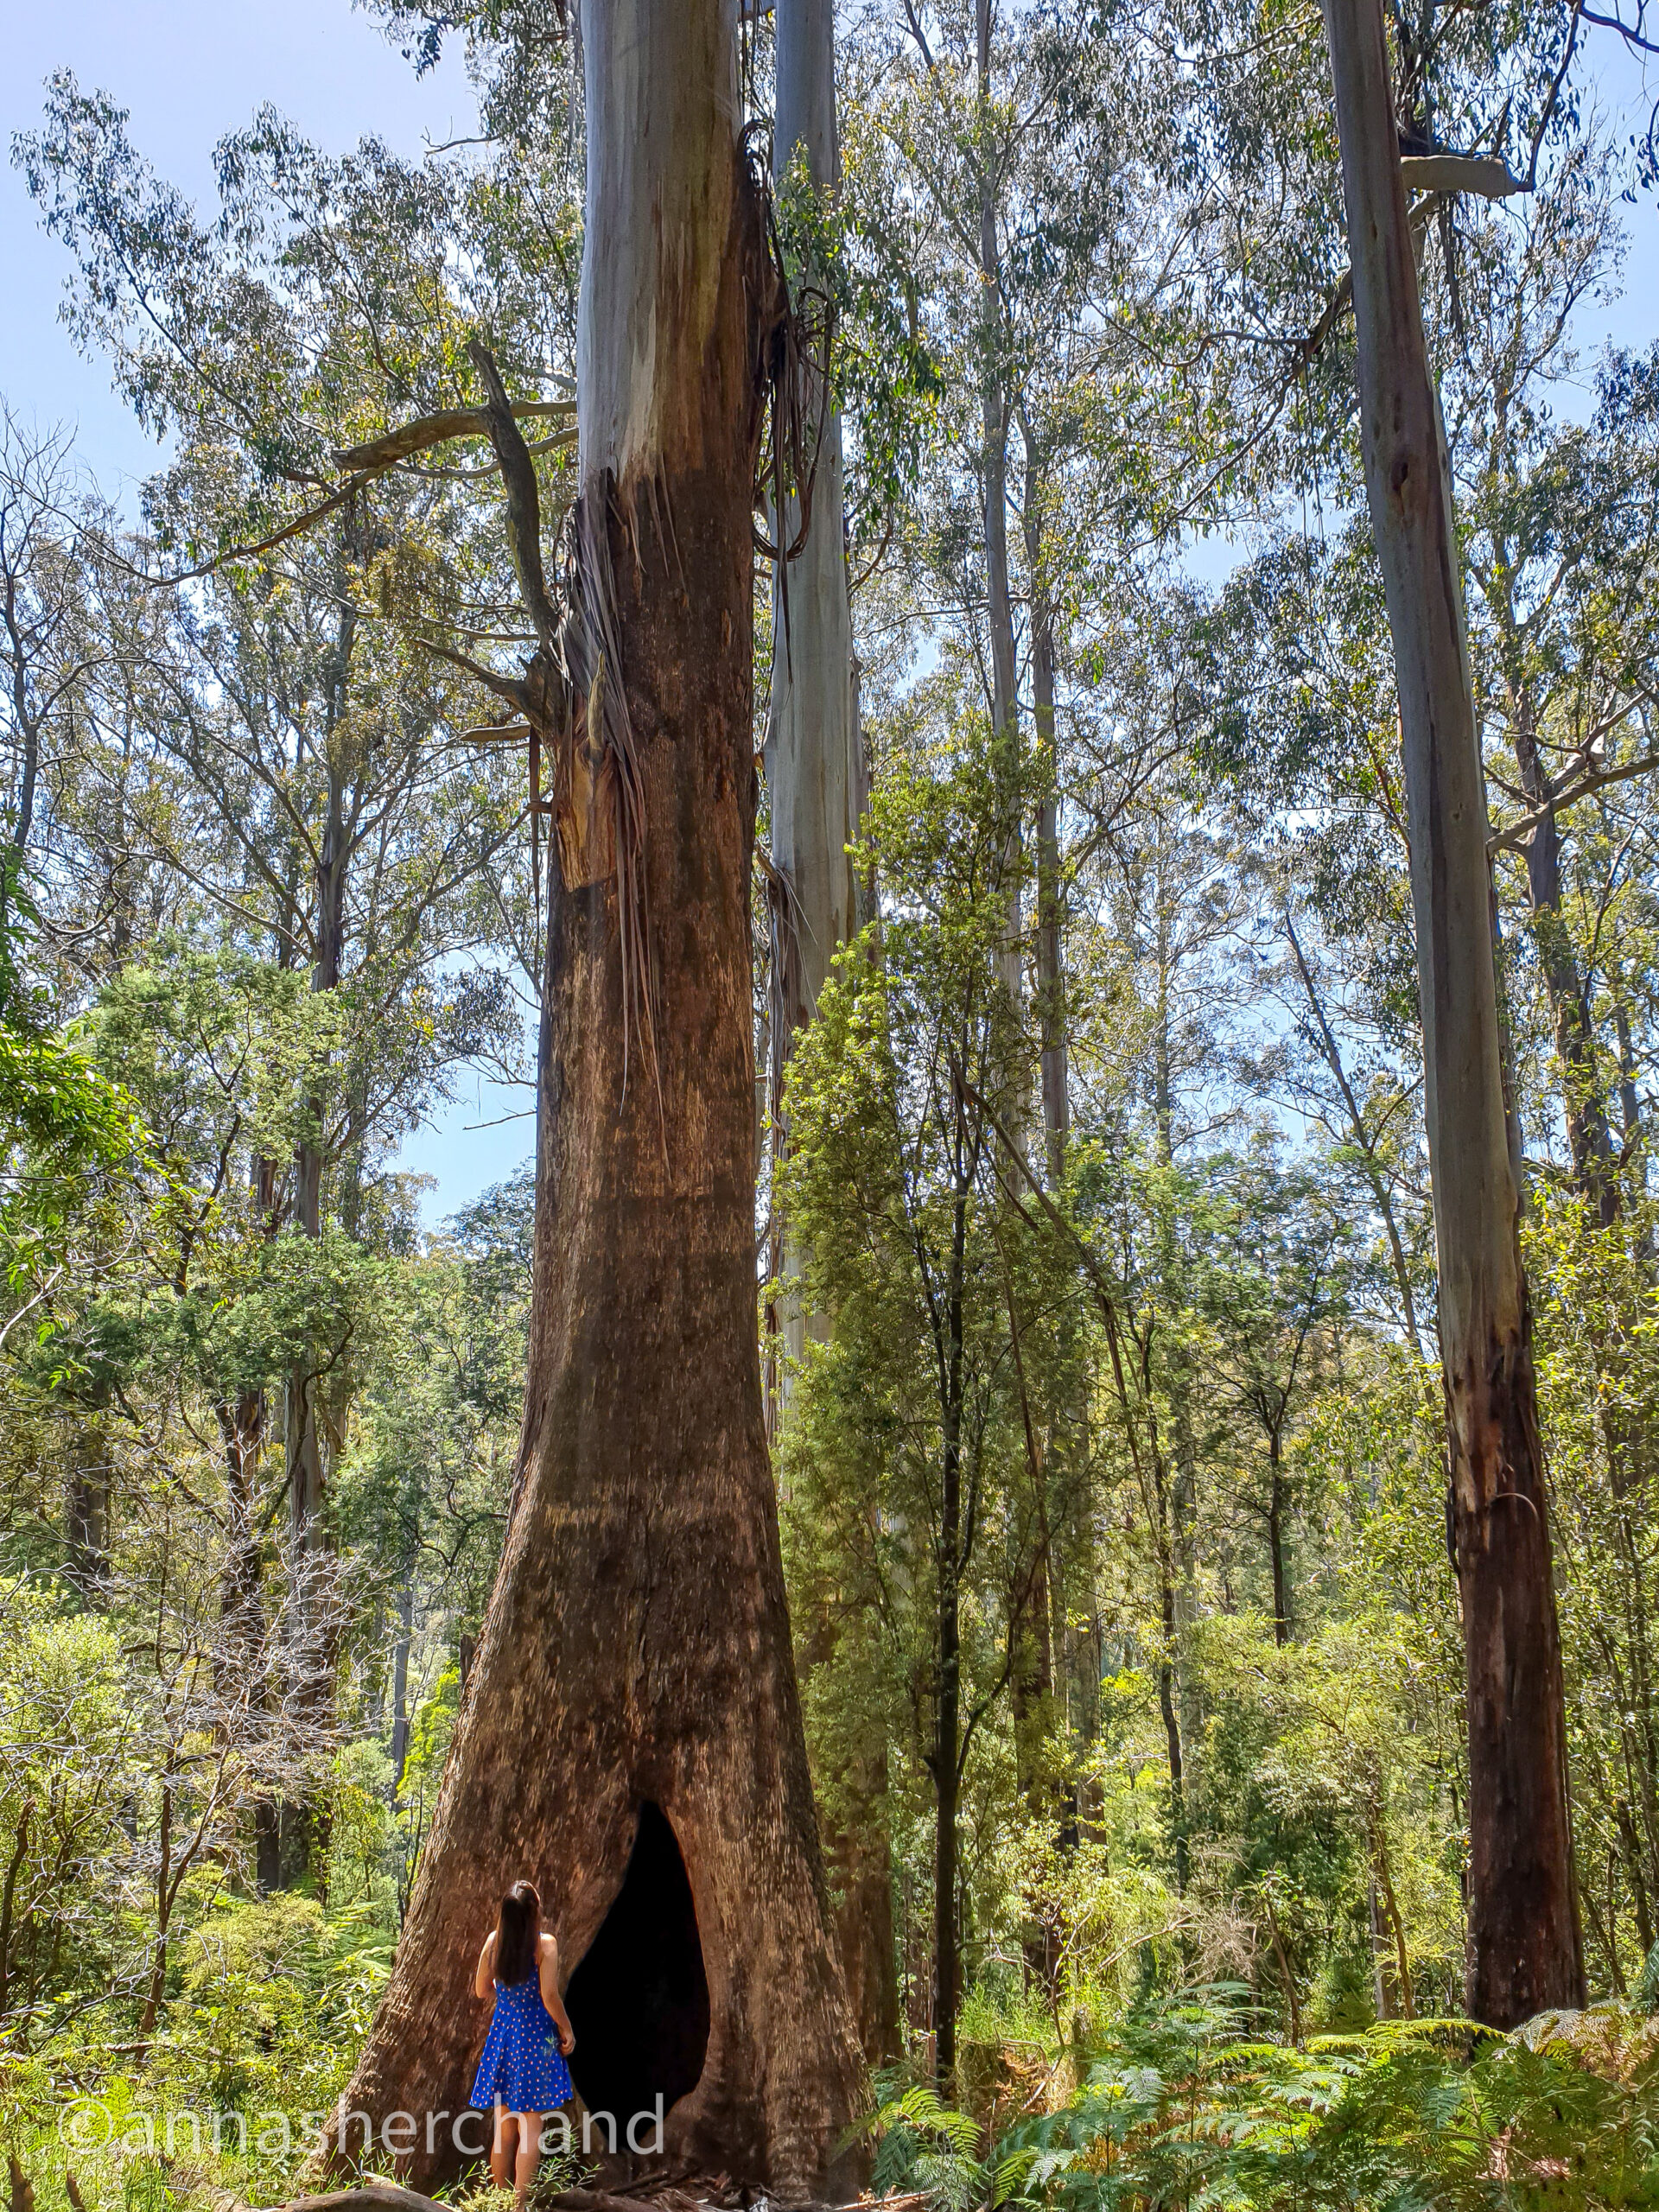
top-left (566, 1803), bottom-right (712, 2126)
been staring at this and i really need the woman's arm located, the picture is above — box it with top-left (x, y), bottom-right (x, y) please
top-left (474, 1930), bottom-right (496, 2001)
top-left (539, 1933), bottom-right (576, 2054)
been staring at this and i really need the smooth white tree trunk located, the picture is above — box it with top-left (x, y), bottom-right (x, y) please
top-left (767, 0), bottom-right (863, 1379)
top-left (1321, 0), bottom-right (1583, 2025)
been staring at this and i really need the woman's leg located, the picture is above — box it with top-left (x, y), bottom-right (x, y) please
top-left (490, 2107), bottom-right (517, 2191)
top-left (513, 2112), bottom-right (542, 2207)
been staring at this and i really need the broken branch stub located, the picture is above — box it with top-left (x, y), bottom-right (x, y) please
top-left (1398, 151), bottom-right (1526, 198)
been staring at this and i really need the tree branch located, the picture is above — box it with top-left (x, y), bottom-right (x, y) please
top-left (331, 400), bottom-right (575, 473)
top-left (465, 339), bottom-right (563, 658)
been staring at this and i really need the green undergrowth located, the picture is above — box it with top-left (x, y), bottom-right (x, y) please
top-left (859, 1988), bottom-right (1659, 2211)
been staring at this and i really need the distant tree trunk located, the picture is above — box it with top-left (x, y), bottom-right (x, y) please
top-left (287, 758), bottom-right (347, 1556)
top-left (1507, 676), bottom-right (1617, 1225)
top-left (64, 1421), bottom-right (110, 1594)
top-left (931, 1174), bottom-right (969, 2087)
top-left (390, 1576), bottom-right (415, 1794)
top-left (767, 0), bottom-right (895, 2065)
top-left (1613, 990), bottom-right (1646, 1196)
top-left (217, 1382), bottom-right (267, 1665)
top-left (1266, 1430), bottom-right (1289, 1648)
top-left (225, 1154), bottom-right (282, 1891)
top-left (826, 1743), bottom-right (900, 2066)
top-left (1023, 473), bottom-right (1066, 1190)
top-left (287, 849), bottom-right (342, 1887)
top-left (767, 0), bottom-right (861, 1069)
top-left (1323, 0), bottom-right (1585, 2026)
top-left (1147, 978), bottom-right (1190, 1886)
top-left (1282, 911), bottom-right (1426, 1357)
top-left (329, 4), bottom-right (861, 2190)
top-left (976, 0), bottom-right (1021, 1025)
top-left (0, 1799), bottom-right (30, 2019)
top-left (1005, 1262), bottom-right (1057, 1986)
top-left (1147, 1428), bottom-right (1188, 1891)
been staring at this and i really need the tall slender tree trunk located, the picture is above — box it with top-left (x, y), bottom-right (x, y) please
top-left (1266, 1431), bottom-right (1289, 1649)
top-left (1503, 664), bottom-right (1617, 1225)
top-left (390, 1576), bottom-right (415, 1795)
top-left (1145, 1414), bottom-right (1188, 1892)
top-left (932, 1193), bottom-right (967, 2087)
top-left (281, 830), bottom-right (346, 1888)
top-left (975, 0), bottom-right (1021, 1024)
top-left (1322, 0), bottom-right (1585, 2026)
top-left (64, 1420), bottom-right (110, 1595)
top-left (1020, 436), bottom-right (1066, 1188)
top-left (287, 804), bottom-right (346, 1554)
top-left (1283, 911), bottom-right (1426, 1357)
top-left (1147, 959), bottom-right (1190, 1882)
top-left (768, 0), bottom-right (861, 1067)
top-left (329, 5), bottom-right (861, 2189)
top-left (766, 0), bottom-right (895, 2066)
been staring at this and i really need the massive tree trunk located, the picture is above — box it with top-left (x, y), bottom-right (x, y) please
top-left (331, 4), bottom-right (861, 2191)
top-left (1322, 0), bottom-right (1585, 2025)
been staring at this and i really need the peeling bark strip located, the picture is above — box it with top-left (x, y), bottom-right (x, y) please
top-left (328, 2), bottom-right (861, 2194)
top-left (1321, 0), bottom-right (1584, 2026)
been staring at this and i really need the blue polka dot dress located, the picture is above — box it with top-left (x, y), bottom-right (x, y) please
top-left (471, 1970), bottom-right (573, 2113)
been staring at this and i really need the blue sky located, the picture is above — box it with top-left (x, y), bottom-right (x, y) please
top-left (3, 3), bottom-right (1656, 1224)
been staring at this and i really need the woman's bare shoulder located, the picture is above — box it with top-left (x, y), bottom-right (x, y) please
top-left (538, 1928), bottom-right (558, 1955)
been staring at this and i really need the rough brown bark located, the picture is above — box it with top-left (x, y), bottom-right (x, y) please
top-left (329, 3), bottom-right (861, 2191)
top-left (1321, 0), bottom-right (1585, 2026)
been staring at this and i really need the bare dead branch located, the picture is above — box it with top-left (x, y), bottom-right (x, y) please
top-left (464, 340), bottom-right (563, 658)
top-left (331, 400), bottom-right (575, 473)
top-left (1398, 152), bottom-right (1526, 196)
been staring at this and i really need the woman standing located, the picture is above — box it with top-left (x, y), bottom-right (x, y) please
top-left (472, 1879), bottom-right (577, 2205)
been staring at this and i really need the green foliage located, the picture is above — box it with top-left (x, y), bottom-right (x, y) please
top-left (862, 1996), bottom-right (1659, 2212)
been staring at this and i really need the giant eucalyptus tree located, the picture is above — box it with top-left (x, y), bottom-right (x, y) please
top-left (1321, 0), bottom-right (1585, 2024)
top-left (328, 0), bottom-right (863, 2188)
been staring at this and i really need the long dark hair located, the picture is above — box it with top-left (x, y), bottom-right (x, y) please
top-left (495, 1878), bottom-right (542, 1986)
